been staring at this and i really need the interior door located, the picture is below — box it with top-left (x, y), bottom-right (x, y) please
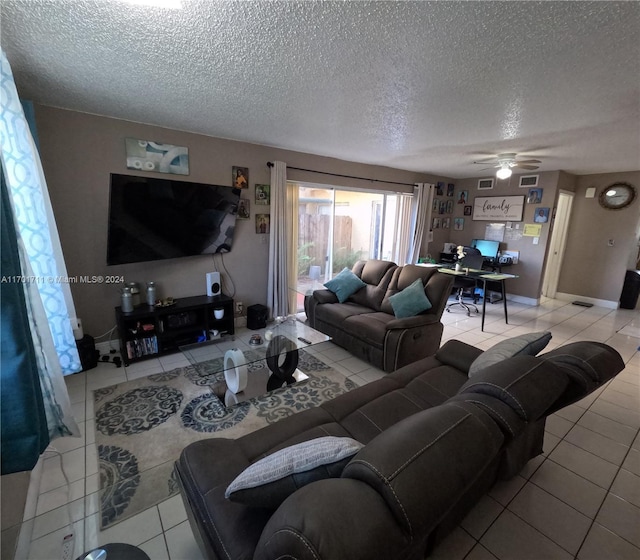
top-left (542, 191), bottom-right (574, 298)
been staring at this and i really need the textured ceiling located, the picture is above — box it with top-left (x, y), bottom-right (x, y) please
top-left (2, 0), bottom-right (639, 178)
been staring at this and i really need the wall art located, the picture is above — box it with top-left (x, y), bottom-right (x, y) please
top-left (473, 195), bottom-right (525, 221)
top-left (256, 213), bottom-right (270, 234)
top-left (125, 138), bottom-right (189, 175)
top-left (237, 198), bottom-right (250, 220)
top-left (233, 166), bottom-right (249, 189)
top-left (255, 184), bottom-right (270, 205)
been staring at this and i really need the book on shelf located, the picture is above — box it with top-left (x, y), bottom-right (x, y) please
top-left (126, 335), bottom-right (158, 359)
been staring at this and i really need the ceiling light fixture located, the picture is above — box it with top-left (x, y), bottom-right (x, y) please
top-left (496, 165), bottom-right (512, 180)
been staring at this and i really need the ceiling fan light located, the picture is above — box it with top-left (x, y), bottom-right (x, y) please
top-left (496, 167), bottom-right (512, 180)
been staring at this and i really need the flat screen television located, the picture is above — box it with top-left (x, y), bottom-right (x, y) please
top-left (107, 173), bottom-right (241, 266)
top-left (470, 239), bottom-right (500, 260)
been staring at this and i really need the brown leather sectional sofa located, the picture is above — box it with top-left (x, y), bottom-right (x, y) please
top-left (175, 338), bottom-right (624, 560)
top-left (304, 259), bottom-right (454, 372)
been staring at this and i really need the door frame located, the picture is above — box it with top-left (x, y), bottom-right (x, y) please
top-left (542, 190), bottom-right (574, 298)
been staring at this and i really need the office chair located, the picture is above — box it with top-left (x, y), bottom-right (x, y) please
top-left (446, 247), bottom-right (484, 316)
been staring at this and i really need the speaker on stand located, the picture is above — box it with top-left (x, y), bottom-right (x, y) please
top-left (206, 272), bottom-right (221, 297)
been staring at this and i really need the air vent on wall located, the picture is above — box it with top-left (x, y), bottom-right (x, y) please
top-left (519, 175), bottom-right (539, 188)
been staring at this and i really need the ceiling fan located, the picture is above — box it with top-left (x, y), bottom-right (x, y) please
top-left (473, 153), bottom-right (541, 179)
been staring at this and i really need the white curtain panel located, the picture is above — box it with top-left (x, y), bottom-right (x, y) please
top-left (0, 50), bottom-right (80, 439)
top-left (394, 194), bottom-right (414, 264)
top-left (408, 183), bottom-right (434, 263)
top-left (267, 161), bottom-right (291, 318)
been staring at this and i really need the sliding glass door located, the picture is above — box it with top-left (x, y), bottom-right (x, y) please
top-left (294, 182), bottom-right (412, 309)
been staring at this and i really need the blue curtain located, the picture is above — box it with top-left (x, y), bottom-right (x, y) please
top-left (1, 170), bottom-right (50, 474)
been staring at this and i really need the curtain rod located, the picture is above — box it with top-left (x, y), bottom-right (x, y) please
top-left (266, 161), bottom-right (416, 187)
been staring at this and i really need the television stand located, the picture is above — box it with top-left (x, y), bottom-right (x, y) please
top-left (115, 294), bottom-right (234, 366)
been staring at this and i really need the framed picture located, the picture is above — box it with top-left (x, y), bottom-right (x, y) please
top-left (527, 188), bottom-right (543, 204)
top-left (232, 166), bottom-right (249, 189)
top-left (446, 183), bottom-right (455, 197)
top-left (237, 198), bottom-right (250, 220)
top-left (436, 182), bottom-right (445, 196)
top-left (255, 184), bottom-right (270, 205)
top-left (453, 217), bottom-right (464, 231)
top-left (478, 178), bottom-right (494, 190)
top-left (442, 217), bottom-right (450, 229)
top-left (256, 214), bottom-right (270, 234)
top-left (432, 198), bottom-right (440, 212)
top-left (439, 201), bottom-right (446, 215)
top-left (457, 190), bottom-right (468, 204)
top-left (473, 195), bottom-right (525, 221)
top-left (432, 217), bottom-right (441, 229)
top-left (464, 205), bottom-right (472, 216)
top-left (534, 207), bottom-right (550, 223)
top-left (446, 200), bottom-right (454, 214)
top-left (125, 138), bottom-right (189, 175)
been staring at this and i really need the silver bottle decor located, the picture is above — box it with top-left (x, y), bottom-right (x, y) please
top-left (121, 286), bottom-right (134, 313)
top-left (146, 281), bottom-right (156, 306)
top-left (127, 282), bottom-right (141, 307)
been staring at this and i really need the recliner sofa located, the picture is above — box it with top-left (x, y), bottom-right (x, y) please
top-left (175, 338), bottom-right (624, 560)
top-left (304, 259), bottom-right (454, 372)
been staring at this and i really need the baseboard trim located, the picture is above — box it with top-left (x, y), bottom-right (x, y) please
top-left (555, 292), bottom-right (619, 309)
top-left (507, 294), bottom-right (540, 307)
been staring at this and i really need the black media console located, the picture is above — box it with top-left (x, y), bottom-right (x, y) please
top-left (115, 294), bottom-right (234, 366)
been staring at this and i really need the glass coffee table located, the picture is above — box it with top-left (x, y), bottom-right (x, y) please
top-left (180, 319), bottom-right (331, 408)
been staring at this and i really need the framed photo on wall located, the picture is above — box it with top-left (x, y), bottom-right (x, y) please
top-left (457, 190), bottom-right (468, 204)
top-left (534, 207), bottom-right (550, 223)
top-left (233, 166), bottom-right (249, 189)
top-left (256, 214), bottom-right (270, 234)
top-left (464, 205), bottom-right (472, 216)
top-left (527, 188), bottom-right (543, 204)
top-left (237, 198), bottom-right (250, 220)
top-left (454, 217), bottom-right (464, 230)
top-left (255, 184), bottom-right (270, 205)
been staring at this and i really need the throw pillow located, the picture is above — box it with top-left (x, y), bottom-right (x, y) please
top-left (324, 268), bottom-right (367, 303)
top-left (225, 436), bottom-right (364, 509)
top-left (388, 278), bottom-right (432, 318)
top-left (468, 331), bottom-right (552, 377)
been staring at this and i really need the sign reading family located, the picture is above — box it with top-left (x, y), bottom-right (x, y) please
top-left (472, 195), bottom-right (525, 221)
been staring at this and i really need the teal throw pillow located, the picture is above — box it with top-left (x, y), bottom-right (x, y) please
top-left (468, 331), bottom-right (552, 377)
top-left (324, 267), bottom-right (367, 303)
top-left (388, 278), bottom-right (432, 318)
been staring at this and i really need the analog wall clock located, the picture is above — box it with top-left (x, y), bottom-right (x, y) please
top-left (598, 182), bottom-right (636, 210)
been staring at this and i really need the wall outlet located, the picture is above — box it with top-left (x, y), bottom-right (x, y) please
top-left (235, 301), bottom-right (243, 316)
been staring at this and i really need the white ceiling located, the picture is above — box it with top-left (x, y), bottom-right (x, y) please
top-left (2, 0), bottom-right (639, 178)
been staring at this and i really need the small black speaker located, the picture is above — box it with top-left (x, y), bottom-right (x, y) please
top-left (76, 334), bottom-right (98, 371)
top-left (247, 304), bottom-right (268, 330)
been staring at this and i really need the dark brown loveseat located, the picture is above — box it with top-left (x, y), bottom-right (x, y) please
top-left (304, 259), bottom-right (454, 372)
top-left (175, 339), bottom-right (624, 560)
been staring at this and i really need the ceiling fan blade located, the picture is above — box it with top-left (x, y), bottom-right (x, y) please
top-left (473, 161), bottom-right (498, 166)
top-left (515, 159), bottom-right (541, 164)
top-left (514, 164), bottom-right (539, 170)
top-left (476, 166), bottom-right (497, 171)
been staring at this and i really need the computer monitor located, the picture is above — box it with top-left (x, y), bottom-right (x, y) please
top-left (471, 239), bottom-right (500, 260)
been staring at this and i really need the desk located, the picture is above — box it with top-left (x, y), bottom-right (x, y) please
top-left (438, 268), bottom-right (519, 331)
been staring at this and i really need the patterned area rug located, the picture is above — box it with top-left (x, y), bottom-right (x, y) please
top-left (94, 349), bottom-right (355, 530)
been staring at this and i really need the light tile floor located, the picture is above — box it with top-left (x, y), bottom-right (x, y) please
top-left (13, 297), bottom-right (639, 560)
